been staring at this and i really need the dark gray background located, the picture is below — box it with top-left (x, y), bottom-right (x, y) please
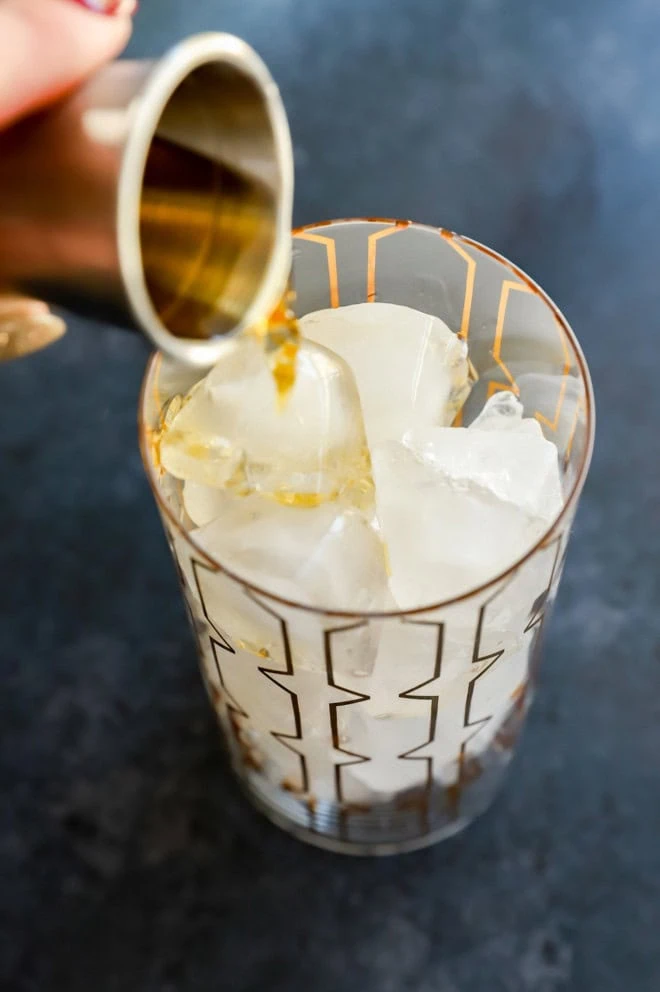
top-left (3, 1), bottom-right (660, 990)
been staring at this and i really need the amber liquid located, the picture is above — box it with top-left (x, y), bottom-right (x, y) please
top-left (254, 289), bottom-right (301, 405)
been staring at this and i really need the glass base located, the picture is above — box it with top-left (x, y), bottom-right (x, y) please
top-left (231, 720), bottom-right (521, 856)
top-left (243, 783), bottom-right (476, 855)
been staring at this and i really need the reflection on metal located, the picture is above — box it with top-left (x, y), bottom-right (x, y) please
top-left (0, 34), bottom-right (294, 366)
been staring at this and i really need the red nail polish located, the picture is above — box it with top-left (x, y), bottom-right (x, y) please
top-left (70, 0), bottom-right (137, 15)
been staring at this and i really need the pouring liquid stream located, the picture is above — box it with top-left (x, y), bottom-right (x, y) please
top-left (250, 289), bottom-right (301, 407)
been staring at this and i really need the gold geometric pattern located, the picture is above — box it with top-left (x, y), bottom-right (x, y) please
top-left (366, 222), bottom-right (408, 302)
top-left (534, 315), bottom-right (572, 433)
top-left (524, 535), bottom-right (563, 635)
top-left (440, 230), bottom-right (476, 342)
top-left (163, 493), bottom-right (571, 848)
top-left (525, 535), bottom-right (566, 687)
top-left (490, 279), bottom-right (531, 397)
top-left (564, 392), bottom-right (586, 465)
top-left (242, 590), bottom-right (309, 793)
top-left (441, 232), bottom-right (477, 425)
top-left (190, 558), bottom-right (234, 646)
top-left (294, 231), bottom-right (340, 308)
top-left (322, 625), bottom-right (373, 836)
top-left (210, 636), bottom-right (250, 762)
top-left (396, 620), bottom-right (445, 829)
top-left (323, 626), bottom-right (371, 799)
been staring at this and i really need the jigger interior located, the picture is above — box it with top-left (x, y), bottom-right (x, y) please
top-left (120, 34), bottom-right (294, 360)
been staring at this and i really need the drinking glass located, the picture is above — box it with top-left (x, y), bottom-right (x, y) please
top-left (139, 219), bottom-right (594, 855)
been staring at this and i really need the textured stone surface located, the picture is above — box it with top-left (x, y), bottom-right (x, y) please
top-left (2, 0), bottom-right (660, 989)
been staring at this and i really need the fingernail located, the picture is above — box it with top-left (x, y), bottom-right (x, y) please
top-left (0, 314), bottom-right (67, 362)
top-left (70, 0), bottom-right (138, 15)
top-left (0, 297), bottom-right (50, 320)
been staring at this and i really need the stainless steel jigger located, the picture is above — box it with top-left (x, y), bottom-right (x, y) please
top-left (0, 33), bottom-right (294, 366)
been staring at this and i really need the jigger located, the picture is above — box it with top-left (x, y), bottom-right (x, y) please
top-left (0, 32), bottom-right (294, 366)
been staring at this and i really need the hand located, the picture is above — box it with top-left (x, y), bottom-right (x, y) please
top-left (0, 0), bottom-right (136, 361)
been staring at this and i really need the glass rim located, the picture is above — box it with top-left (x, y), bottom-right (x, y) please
top-left (138, 216), bottom-right (596, 620)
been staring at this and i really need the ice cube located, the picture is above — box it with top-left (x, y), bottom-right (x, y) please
top-left (372, 419), bottom-right (563, 608)
top-left (183, 480), bottom-right (226, 527)
top-left (469, 389), bottom-right (524, 430)
top-left (300, 302), bottom-right (472, 447)
top-left (191, 494), bottom-right (389, 613)
top-left (159, 332), bottom-right (372, 509)
top-left (405, 423), bottom-right (563, 523)
top-left (469, 389), bottom-right (543, 438)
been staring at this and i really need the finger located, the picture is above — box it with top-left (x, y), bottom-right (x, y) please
top-left (0, 310), bottom-right (67, 362)
top-left (0, 0), bottom-right (134, 129)
top-left (0, 295), bottom-right (50, 319)
top-left (70, 2), bottom-right (136, 13)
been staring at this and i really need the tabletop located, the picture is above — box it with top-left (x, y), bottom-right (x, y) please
top-left (3, 1), bottom-right (660, 990)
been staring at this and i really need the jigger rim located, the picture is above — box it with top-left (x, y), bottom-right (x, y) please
top-left (119, 32), bottom-right (294, 366)
top-left (139, 217), bottom-right (595, 619)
